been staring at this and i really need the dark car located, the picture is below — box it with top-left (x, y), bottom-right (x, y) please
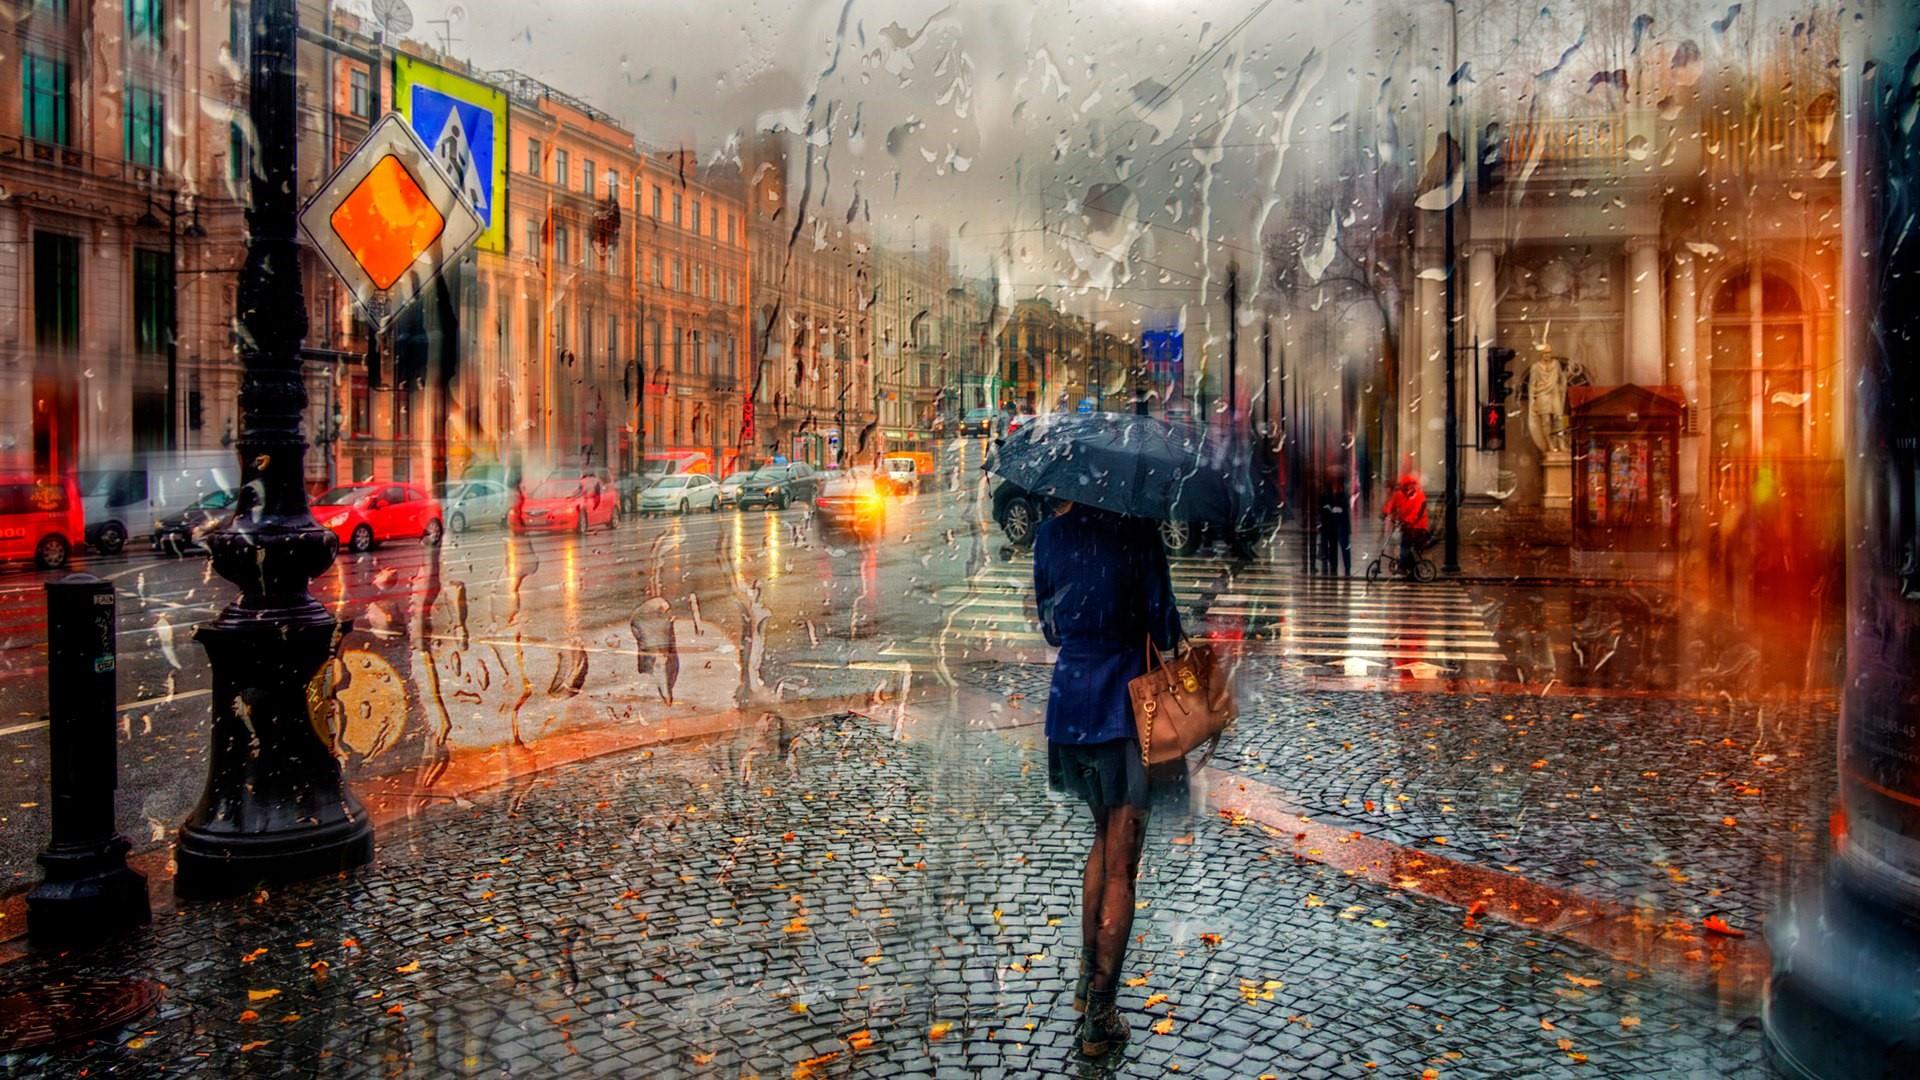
top-left (151, 488), bottom-right (238, 553)
top-left (732, 463), bottom-right (820, 510)
top-left (992, 480), bottom-right (1044, 548)
top-left (958, 407), bottom-right (996, 437)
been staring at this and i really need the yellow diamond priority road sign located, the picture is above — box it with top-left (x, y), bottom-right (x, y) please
top-left (300, 113), bottom-right (482, 330)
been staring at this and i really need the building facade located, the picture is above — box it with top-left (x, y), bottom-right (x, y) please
top-left (0, 0), bottom-right (251, 477)
top-left (745, 133), bottom-right (872, 469)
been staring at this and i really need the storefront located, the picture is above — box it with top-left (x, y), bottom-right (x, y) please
top-left (1569, 385), bottom-right (1683, 562)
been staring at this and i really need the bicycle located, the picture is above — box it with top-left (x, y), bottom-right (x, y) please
top-left (1366, 526), bottom-right (1438, 583)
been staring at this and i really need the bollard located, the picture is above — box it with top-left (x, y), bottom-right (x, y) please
top-left (26, 574), bottom-right (149, 946)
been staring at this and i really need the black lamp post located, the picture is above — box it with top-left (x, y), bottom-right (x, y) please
top-left (173, 0), bottom-right (373, 899)
top-left (137, 190), bottom-right (207, 453)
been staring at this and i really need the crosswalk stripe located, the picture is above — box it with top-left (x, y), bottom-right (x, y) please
top-left (902, 558), bottom-right (1515, 671)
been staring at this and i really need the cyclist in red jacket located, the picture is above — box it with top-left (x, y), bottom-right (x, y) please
top-left (1381, 472), bottom-right (1430, 575)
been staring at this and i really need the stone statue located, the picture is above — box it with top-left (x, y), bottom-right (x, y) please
top-left (1522, 354), bottom-right (1578, 453)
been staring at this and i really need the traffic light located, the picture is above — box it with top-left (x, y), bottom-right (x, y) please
top-left (1482, 402), bottom-right (1507, 451)
top-left (1486, 346), bottom-right (1515, 403)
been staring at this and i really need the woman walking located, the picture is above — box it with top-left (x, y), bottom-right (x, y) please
top-left (1033, 501), bottom-right (1184, 1059)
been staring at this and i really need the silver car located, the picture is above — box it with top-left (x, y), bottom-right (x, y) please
top-left (435, 479), bottom-right (513, 533)
top-left (635, 473), bottom-right (721, 515)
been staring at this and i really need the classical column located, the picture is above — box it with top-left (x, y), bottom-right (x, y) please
top-left (1669, 250), bottom-right (1700, 498)
top-left (1625, 236), bottom-right (1664, 386)
top-left (1416, 272), bottom-right (1446, 479)
top-left (1765, 7), bottom-right (1920, 1074)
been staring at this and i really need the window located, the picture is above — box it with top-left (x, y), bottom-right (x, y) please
top-left (673, 327), bottom-right (684, 371)
top-left (125, 84), bottom-right (165, 168)
top-left (650, 252), bottom-right (662, 285)
top-left (350, 69), bottom-right (369, 119)
top-left (691, 331), bottom-right (704, 374)
top-left (692, 198), bottom-right (702, 235)
top-left (728, 214), bottom-right (737, 245)
top-left (711, 207), bottom-right (720, 238)
top-left (34, 232), bottom-right (80, 348)
top-left (527, 137), bottom-right (542, 174)
top-left (649, 321), bottom-right (662, 373)
top-left (555, 149), bottom-right (570, 187)
top-left (693, 265), bottom-right (703, 296)
top-left (673, 257), bottom-right (684, 291)
top-left (584, 158), bottom-right (595, 193)
top-left (33, 0), bottom-right (72, 19)
top-left (227, 1), bottom-right (247, 67)
top-left (652, 184), bottom-right (663, 219)
top-left (134, 250), bottom-right (173, 355)
top-left (1710, 267), bottom-right (1810, 459)
top-left (605, 170), bottom-right (620, 200)
top-left (553, 225), bottom-right (570, 264)
top-left (672, 192), bottom-right (683, 228)
top-left (22, 55), bottom-right (69, 145)
top-left (127, 0), bottom-right (164, 44)
top-left (524, 220), bottom-right (541, 259)
top-left (228, 120), bottom-right (250, 186)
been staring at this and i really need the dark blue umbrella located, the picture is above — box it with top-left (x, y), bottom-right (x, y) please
top-left (989, 412), bottom-right (1274, 528)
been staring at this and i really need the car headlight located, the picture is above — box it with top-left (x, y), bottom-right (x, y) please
top-left (322, 513), bottom-right (347, 528)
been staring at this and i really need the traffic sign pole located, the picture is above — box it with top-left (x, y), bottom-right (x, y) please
top-left (175, 0), bottom-right (374, 900)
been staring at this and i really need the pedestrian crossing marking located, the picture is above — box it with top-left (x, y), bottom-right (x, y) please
top-left (900, 559), bottom-right (1511, 673)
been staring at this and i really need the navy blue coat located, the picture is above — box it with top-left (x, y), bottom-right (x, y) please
top-left (1033, 506), bottom-right (1184, 745)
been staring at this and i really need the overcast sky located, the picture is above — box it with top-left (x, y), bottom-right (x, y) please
top-left (374, 0), bottom-right (1805, 322)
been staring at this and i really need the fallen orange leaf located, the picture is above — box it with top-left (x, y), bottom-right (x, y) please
top-left (1702, 915), bottom-right (1747, 938)
top-left (691, 1050), bottom-right (716, 1065)
top-left (239, 1040), bottom-right (271, 1052)
top-left (847, 1029), bottom-right (875, 1051)
top-left (1620, 1016), bottom-right (1642, 1029)
top-left (1152, 1017), bottom-right (1175, 1035)
top-left (247, 989), bottom-right (281, 1003)
top-left (792, 1051), bottom-right (842, 1078)
top-left (1143, 993), bottom-right (1170, 1008)
top-left (1198, 933), bottom-right (1223, 947)
top-left (395, 960), bottom-right (421, 974)
top-left (238, 1009), bottom-right (260, 1023)
top-left (929, 1020), bottom-right (954, 1039)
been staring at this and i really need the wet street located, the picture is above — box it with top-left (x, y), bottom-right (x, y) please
top-left (1, 439), bottom-right (1837, 1077)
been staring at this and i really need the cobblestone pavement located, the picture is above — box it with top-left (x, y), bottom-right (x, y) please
top-left (961, 658), bottom-right (1835, 930)
top-left (2, 711), bottom-right (1765, 1078)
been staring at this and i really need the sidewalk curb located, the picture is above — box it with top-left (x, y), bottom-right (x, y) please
top-left (937, 680), bottom-right (1769, 1005)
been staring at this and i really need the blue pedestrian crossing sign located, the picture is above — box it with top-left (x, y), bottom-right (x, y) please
top-left (395, 55), bottom-right (507, 255)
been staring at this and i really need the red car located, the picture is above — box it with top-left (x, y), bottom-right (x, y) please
top-left (314, 482), bottom-right (444, 552)
top-left (0, 474), bottom-right (84, 569)
top-left (511, 473), bottom-right (619, 533)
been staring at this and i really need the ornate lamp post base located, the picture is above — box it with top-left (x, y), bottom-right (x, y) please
top-left (174, 610), bottom-right (374, 900)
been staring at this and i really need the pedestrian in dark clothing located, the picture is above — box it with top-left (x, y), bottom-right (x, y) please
top-left (1033, 502), bottom-right (1183, 1059)
top-left (1317, 478), bottom-right (1352, 576)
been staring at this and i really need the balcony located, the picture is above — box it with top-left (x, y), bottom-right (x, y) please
top-left (0, 133), bottom-right (164, 190)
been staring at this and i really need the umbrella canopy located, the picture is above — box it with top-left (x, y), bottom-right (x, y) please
top-left (988, 412), bottom-right (1275, 529)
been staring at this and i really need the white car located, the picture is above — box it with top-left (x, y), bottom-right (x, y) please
top-left (635, 473), bottom-right (721, 514)
top-left (435, 479), bottom-right (512, 533)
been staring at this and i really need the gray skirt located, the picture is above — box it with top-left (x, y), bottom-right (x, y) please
top-left (1048, 737), bottom-right (1150, 813)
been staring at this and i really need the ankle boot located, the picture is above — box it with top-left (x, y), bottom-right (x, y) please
top-left (1072, 948), bottom-right (1092, 1013)
top-left (1078, 987), bottom-right (1129, 1058)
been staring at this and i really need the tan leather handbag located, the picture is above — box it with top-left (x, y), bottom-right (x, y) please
top-left (1128, 638), bottom-right (1236, 766)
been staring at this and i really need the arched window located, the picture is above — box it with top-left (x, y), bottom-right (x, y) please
top-left (1709, 266), bottom-right (1810, 461)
